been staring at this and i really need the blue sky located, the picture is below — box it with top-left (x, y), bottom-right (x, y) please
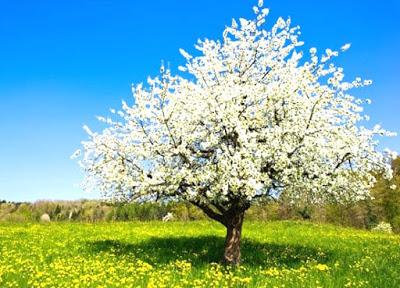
top-left (0, 0), bottom-right (399, 202)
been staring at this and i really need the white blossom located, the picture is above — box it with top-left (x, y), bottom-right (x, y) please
top-left (70, 149), bottom-right (81, 160)
top-left (179, 48), bottom-right (192, 60)
top-left (384, 148), bottom-right (398, 160)
top-left (75, 4), bottom-right (396, 212)
top-left (341, 43), bottom-right (351, 51)
top-left (82, 125), bottom-right (94, 137)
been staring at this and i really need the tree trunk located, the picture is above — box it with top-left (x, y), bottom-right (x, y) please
top-left (223, 212), bottom-right (244, 265)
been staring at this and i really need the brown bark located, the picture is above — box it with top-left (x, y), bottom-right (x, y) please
top-left (189, 197), bottom-right (249, 265)
top-left (223, 211), bottom-right (244, 265)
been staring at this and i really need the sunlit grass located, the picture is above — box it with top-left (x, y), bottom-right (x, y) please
top-left (0, 221), bottom-right (399, 287)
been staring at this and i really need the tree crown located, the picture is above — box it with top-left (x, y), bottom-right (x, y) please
top-left (74, 2), bottom-right (396, 213)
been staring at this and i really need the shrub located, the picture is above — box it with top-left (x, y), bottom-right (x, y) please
top-left (372, 222), bottom-right (393, 233)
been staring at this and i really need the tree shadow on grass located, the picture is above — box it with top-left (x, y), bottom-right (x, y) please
top-left (86, 236), bottom-right (334, 268)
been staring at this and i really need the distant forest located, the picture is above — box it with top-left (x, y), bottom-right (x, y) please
top-left (2, 158), bottom-right (399, 233)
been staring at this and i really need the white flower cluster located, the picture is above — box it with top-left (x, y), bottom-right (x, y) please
top-left (75, 4), bottom-right (395, 208)
top-left (372, 222), bottom-right (393, 234)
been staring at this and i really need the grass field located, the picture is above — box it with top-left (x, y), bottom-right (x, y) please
top-left (0, 221), bottom-right (399, 287)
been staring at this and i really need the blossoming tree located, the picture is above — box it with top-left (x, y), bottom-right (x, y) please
top-left (74, 2), bottom-right (396, 264)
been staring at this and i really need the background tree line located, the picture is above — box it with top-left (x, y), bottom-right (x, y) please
top-left (1, 157), bottom-right (399, 232)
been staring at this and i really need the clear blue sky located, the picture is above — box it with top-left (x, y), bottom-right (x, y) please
top-left (0, 0), bottom-right (399, 202)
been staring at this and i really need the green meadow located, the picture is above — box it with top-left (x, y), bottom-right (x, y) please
top-left (0, 221), bottom-right (399, 287)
